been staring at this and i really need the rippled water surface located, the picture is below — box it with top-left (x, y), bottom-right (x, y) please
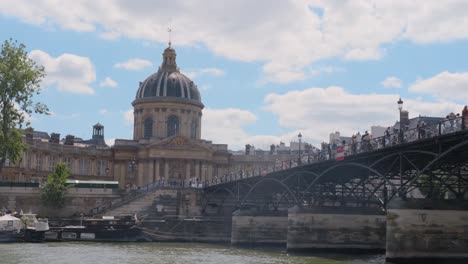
top-left (0, 242), bottom-right (386, 264)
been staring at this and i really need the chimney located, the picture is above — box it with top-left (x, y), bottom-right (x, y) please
top-left (50, 133), bottom-right (60, 144)
top-left (270, 144), bottom-right (276, 154)
top-left (245, 144), bottom-right (251, 155)
top-left (64, 135), bottom-right (75, 146)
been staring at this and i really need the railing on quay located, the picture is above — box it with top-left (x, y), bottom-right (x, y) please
top-left (0, 182), bottom-right (40, 188)
top-left (86, 179), bottom-right (206, 216)
top-left (205, 116), bottom-right (467, 188)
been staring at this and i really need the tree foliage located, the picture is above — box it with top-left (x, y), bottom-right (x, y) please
top-left (0, 39), bottom-right (48, 169)
top-left (41, 163), bottom-right (72, 208)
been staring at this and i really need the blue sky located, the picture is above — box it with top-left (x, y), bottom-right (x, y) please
top-left (1, 1), bottom-right (467, 150)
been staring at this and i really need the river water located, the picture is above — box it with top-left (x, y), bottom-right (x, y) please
top-left (0, 242), bottom-right (386, 264)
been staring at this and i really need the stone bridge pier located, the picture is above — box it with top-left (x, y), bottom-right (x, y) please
top-left (386, 199), bottom-right (468, 263)
top-left (231, 209), bottom-right (288, 247)
top-left (287, 205), bottom-right (386, 253)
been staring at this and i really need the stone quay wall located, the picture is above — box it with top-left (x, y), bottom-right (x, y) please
top-left (231, 211), bottom-right (288, 246)
top-left (287, 206), bottom-right (386, 252)
top-left (386, 199), bottom-right (468, 262)
top-left (0, 186), bottom-right (120, 217)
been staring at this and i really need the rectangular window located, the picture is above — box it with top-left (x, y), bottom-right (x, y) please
top-left (79, 159), bottom-right (89, 175)
top-left (63, 157), bottom-right (72, 170)
top-left (22, 152), bottom-right (29, 168)
top-left (36, 154), bottom-right (42, 171)
top-left (97, 160), bottom-right (106, 176)
top-left (49, 156), bottom-right (56, 171)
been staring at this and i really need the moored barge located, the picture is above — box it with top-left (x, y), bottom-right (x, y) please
top-left (45, 214), bottom-right (146, 242)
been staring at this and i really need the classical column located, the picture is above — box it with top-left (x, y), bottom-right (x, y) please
top-left (148, 159), bottom-right (154, 184)
top-left (207, 163), bottom-right (213, 182)
top-left (200, 162), bottom-right (206, 182)
top-left (164, 159), bottom-right (169, 179)
top-left (155, 159), bottom-right (160, 181)
top-left (195, 161), bottom-right (200, 180)
top-left (119, 162), bottom-right (126, 188)
top-left (137, 161), bottom-right (144, 187)
top-left (185, 162), bottom-right (191, 181)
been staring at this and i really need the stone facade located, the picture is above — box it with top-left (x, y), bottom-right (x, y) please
top-left (1, 44), bottom-right (302, 189)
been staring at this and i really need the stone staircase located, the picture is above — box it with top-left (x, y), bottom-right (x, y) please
top-left (101, 191), bottom-right (162, 217)
top-left (98, 188), bottom-right (182, 218)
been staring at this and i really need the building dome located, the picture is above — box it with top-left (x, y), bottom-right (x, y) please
top-left (134, 43), bottom-right (202, 106)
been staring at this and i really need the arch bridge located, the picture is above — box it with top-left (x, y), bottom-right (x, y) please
top-left (203, 118), bottom-right (468, 215)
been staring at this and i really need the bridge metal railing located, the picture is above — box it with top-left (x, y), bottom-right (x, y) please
top-left (87, 116), bottom-right (467, 213)
top-left (206, 116), bottom-right (467, 188)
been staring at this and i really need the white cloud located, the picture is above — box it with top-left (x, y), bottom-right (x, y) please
top-left (123, 109), bottom-right (133, 125)
top-left (99, 109), bottom-right (109, 115)
top-left (105, 138), bottom-right (116, 146)
top-left (114, 58), bottom-right (153, 71)
top-left (184, 68), bottom-right (225, 79)
top-left (202, 108), bottom-right (256, 149)
top-left (264, 86), bottom-right (463, 145)
top-left (6, 1), bottom-right (468, 83)
top-left (202, 108), bottom-right (315, 150)
top-left (409, 71), bottom-right (468, 101)
top-left (29, 50), bottom-right (96, 94)
top-left (99, 77), bottom-right (118, 87)
top-left (382, 76), bottom-right (402, 88)
top-left (344, 48), bottom-right (385, 61)
top-left (309, 66), bottom-right (343, 77)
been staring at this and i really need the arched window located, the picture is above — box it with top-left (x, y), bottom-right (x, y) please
top-left (144, 117), bottom-right (153, 139)
top-left (190, 120), bottom-right (198, 139)
top-left (167, 115), bottom-right (179, 137)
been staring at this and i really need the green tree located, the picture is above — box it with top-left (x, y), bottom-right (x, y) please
top-left (41, 163), bottom-right (72, 208)
top-left (0, 39), bottom-right (48, 170)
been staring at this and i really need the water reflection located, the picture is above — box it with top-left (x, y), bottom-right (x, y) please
top-left (0, 242), bottom-right (385, 264)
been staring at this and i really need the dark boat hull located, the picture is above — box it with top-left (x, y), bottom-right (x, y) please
top-left (45, 226), bottom-right (145, 242)
top-left (24, 229), bottom-right (46, 242)
top-left (0, 230), bottom-right (22, 242)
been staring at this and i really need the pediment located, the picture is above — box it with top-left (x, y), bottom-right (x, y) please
top-left (148, 136), bottom-right (212, 152)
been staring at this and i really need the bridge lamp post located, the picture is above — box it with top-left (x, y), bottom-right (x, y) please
top-left (298, 133), bottom-right (302, 165)
top-left (398, 98), bottom-right (404, 143)
top-left (397, 98), bottom-right (406, 198)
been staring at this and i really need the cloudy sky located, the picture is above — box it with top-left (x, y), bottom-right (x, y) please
top-left (1, 0), bottom-right (467, 149)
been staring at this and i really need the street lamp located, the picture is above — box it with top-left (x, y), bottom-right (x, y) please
top-left (397, 98), bottom-right (403, 112)
top-left (298, 133), bottom-right (302, 165)
top-left (398, 98), bottom-right (404, 144)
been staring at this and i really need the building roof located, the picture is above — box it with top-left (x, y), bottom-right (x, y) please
top-left (134, 43), bottom-right (202, 106)
top-left (393, 116), bottom-right (444, 130)
top-left (32, 131), bottom-right (50, 140)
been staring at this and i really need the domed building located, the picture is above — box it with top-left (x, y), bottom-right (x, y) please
top-left (1, 43), bottom-right (301, 190)
top-left (110, 42), bottom-right (233, 188)
top-left (132, 43), bottom-right (202, 142)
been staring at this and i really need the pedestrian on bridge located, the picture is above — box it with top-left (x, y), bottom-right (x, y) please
top-left (462, 105), bottom-right (468, 129)
top-left (351, 134), bottom-right (357, 154)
